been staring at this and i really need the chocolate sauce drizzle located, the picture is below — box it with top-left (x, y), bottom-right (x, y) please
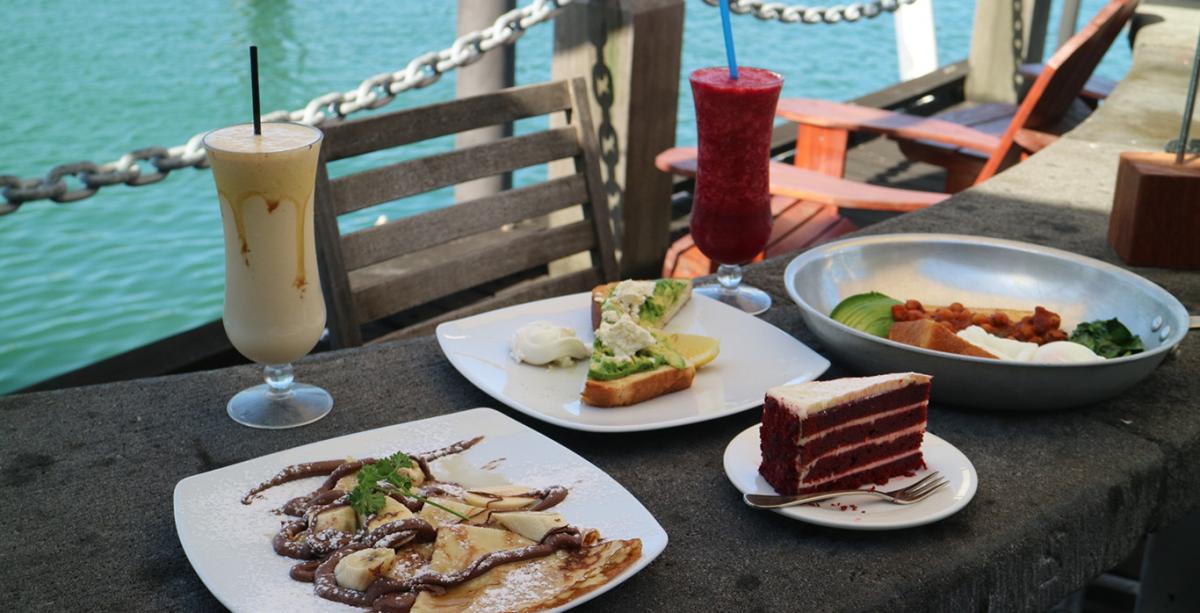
top-left (243, 436), bottom-right (486, 510)
top-left (289, 560), bottom-right (320, 582)
top-left (416, 436), bottom-right (484, 463)
top-left (241, 459), bottom-right (344, 504)
top-left (245, 436), bottom-right (581, 612)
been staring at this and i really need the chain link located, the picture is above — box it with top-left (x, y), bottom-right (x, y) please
top-left (1, 0), bottom-right (572, 214)
top-left (704, 0), bottom-right (918, 24)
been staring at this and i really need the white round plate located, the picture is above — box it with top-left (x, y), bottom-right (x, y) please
top-left (723, 424), bottom-right (978, 530)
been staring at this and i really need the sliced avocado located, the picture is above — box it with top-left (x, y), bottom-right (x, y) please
top-left (587, 352), bottom-right (660, 381)
top-left (647, 333), bottom-right (688, 369)
top-left (829, 292), bottom-right (900, 338)
top-left (639, 280), bottom-right (689, 327)
top-left (587, 331), bottom-right (688, 381)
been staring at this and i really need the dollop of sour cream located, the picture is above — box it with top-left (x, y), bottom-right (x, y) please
top-left (510, 321), bottom-right (590, 367)
top-left (956, 326), bottom-right (1103, 363)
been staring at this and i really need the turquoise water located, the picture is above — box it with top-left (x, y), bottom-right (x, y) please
top-left (0, 1), bottom-right (1130, 393)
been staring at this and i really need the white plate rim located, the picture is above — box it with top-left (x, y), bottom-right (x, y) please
top-left (782, 232), bottom-right (1190, 367)
top-left (173, 407), bottom-right (669, 612)
top-left (435, 293), bottom-right (831, 433)
top-left (723, 423), bottom-right (978, 530)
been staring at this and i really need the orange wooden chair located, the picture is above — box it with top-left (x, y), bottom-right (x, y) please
top-left (658, 0), bottom-right (1138, 278)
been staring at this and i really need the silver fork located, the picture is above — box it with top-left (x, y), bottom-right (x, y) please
top-left (744, 472), bottom-right (949, 509)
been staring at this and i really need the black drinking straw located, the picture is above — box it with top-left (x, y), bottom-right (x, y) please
top-left (250, 45), bottom-right (262, 135)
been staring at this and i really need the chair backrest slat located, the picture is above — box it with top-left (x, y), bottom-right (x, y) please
top-left (1026, 0), bottom-right (1138, 129)
top-left (977, 0), bottom-right (1138, 182)
top-left (330, 127), bottom-right (581, 215)
top-left (381, 267), bottom-right (604, 342)
top-left (349, 219), bottom-right (598, 324)
top-left (341, 173), bottom-right (589, 271)
top-left (313, 77), bottom-right (619, 347)
top-left (324, 81), bottom-right (574, 161)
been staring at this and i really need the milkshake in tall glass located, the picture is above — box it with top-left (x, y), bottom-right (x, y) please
top-left (203, 122), bottom-right (332, 428)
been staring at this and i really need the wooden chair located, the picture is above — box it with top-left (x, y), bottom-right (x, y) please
top-left (313, 78), bottom-right (618, 348)
top-left (656, 0), bottom-right (1137, 277)
top-left (771, 0), bottom-right (1140, 192)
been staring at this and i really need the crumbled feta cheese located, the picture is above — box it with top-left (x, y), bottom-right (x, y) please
top-left (595, 313), bottom-right (655, 358)
top-left (609, 280), bottom-right (656, 318)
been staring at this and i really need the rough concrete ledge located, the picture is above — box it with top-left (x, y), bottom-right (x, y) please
top-left (1, 3), bottom-right (1198, 613)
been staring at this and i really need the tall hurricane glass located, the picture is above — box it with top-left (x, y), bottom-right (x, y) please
top-left (689, 67), bottom-right (783, 314)
top-left (203, 122), bottom-right (332, 429)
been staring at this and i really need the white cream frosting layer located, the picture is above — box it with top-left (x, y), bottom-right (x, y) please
top-left (767, 372), bottom-right (931, 418)
top-left (798, 402), bottom-right (925, 445)
top-left (796, 423), bottom-right (925, 483)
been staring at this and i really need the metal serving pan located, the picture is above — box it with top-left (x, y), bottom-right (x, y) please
top-left (783, 234), bottom-right (1190, 410)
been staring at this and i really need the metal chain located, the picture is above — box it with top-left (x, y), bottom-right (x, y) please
top-left (0, 0), bottom-right (571, 214)
top-left (703, 0), bottom-right (919, 24)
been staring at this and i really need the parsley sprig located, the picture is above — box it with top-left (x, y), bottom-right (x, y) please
top-left (347, 452), bottom-right (469, 520)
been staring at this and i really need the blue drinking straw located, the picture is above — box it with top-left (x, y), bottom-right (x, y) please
top-left (719, 0), bottom-right (739, 79)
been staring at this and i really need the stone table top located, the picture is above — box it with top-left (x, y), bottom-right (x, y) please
top-left (2, 3), bottom-right (1199, 612)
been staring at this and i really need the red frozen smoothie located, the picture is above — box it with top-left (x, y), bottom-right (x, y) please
top-left (689, 67), bottom-right (783, 265)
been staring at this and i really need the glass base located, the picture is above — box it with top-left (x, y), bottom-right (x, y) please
top-left (694, 283), bottom-right (772, 315)
top-left (227, 383), bottom-right (333, 429)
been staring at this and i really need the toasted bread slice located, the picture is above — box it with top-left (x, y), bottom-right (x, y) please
top-left (581, 363), bottom-right (696, 408)
top-left (887, 319), bottom-right (998, 359)
top-left (591, 280), bottom-right (692, 330)
top-left (591, 283), bottom-right (617, 330)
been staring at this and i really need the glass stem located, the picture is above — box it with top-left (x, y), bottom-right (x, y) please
top-left (716, 263), bottom-right (743, 295)
top-left (263, 363), bottom-right (295, 399)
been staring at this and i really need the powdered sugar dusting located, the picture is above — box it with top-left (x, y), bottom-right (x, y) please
top-left (468, 556), bottom-right (561, 611)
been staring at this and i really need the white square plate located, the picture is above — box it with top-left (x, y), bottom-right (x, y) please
top-left (436, 293), bottom-right (831, 432)
top-left (173, 408), bottom-right (668, 612)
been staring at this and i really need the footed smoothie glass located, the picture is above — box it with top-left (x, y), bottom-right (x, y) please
top-left (204, 122), bottom-right (331, 429)
top-left (689, 67), bottom-right (783, 315)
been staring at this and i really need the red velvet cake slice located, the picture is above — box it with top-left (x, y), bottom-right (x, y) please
top-left (759, 372), bottom-right (931, 495)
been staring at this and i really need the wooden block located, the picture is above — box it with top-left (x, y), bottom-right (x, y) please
top-left (1108, 152), bottom-right (1200, 269)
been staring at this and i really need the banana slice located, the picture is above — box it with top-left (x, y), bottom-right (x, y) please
top-left (312, 505), bottom-right (358, 534)
top-left (493, 511), bottom-right (567, 542)
top-left (334, 474), bottom-right (359, 492)
top-left (365, 496), bottom-right (414, 531)
top-left (399, 464), bottom-right (425, 487)
top-left (419, 497), bottom-right (488, 527)
top-left (334, 547), bottom-right (395, 591)
top-left (462, 485), bottom-right (539, 511)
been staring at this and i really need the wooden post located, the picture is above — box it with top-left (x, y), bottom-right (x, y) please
top-left (455, 0), bottom-right (516, 203)
top-left (549, 0), bottom-right (685, 277)
top-left (965, 0), bottom-right (1053, 104)
top-left (893, 0), bottom-right (939, 81)
top-left (1056, 0), bottom-right (1082, 50)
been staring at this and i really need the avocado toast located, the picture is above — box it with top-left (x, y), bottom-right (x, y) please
top-left (582, 279), bottom-right (719, 407)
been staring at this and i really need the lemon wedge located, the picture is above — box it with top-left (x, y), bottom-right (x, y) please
top-left (666, 333), bottom-right (720, 368)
